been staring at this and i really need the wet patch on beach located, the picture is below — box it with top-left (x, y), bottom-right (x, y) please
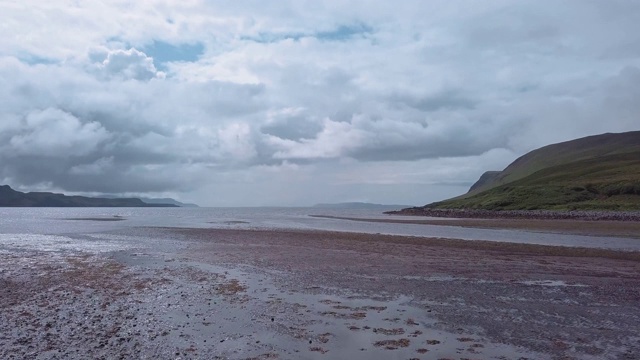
top-left (209, 220), bottom-right (251, 224)
top-left (63, 216), bottom-right (126, 221)
top-left (117, 251), bottom-right (549, 360)
top-left (0, 233), bottom-right (138, 254)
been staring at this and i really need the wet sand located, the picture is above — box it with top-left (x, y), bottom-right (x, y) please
top-left (1, 228), bottom-right (639, 359)
top-left (311, 215), bottom-right (640, 239)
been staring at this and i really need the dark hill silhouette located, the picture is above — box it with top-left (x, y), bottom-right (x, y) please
top-left (0, 185), bottom-right (177, 207)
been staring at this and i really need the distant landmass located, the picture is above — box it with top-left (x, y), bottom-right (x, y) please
top-left (140, 197), bottom-right (198, 207)
top-left (0, 185), bottom-right (178, 207)
top-left (400, 131), bottom-right (640, 212)
top-left (313, 202), bottom-right (413, 209)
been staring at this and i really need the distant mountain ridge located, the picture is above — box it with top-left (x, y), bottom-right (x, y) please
top-left (407, 131), bottom-right (640, 211)
top-left (139, 197), bottom-right (199, 207)
top-left (0, 185), bottom-right (178, 207)
top-left (99, 194), bottom-right (198, 207)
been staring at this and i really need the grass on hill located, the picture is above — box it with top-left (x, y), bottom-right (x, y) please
top-left (428, 152), bottom-right (640, 211)
top-left (465, 131), bottom-right (640, 196)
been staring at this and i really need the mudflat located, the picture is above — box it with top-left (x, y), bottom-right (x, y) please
top-left (1, 228), bottom-right (639, 359)
top-left (311, 215), bottom-right (640, 239)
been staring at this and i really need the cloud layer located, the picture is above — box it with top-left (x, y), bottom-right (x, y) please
top-left (1, 1), bottom-right (639, 205)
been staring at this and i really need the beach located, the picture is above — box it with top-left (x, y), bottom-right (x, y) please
top-left (1, 226), bottom-right (639, 359)
top-left (311, 214), bottom-right (640, 239)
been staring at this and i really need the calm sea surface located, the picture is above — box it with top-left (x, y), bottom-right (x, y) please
top-left (0, 207), bottom-right (638, 251)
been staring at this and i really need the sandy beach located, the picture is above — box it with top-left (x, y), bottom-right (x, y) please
top-left (1, 227), bottom-right (639, 359)
top-left (311, 215), bottom-right (640, 239)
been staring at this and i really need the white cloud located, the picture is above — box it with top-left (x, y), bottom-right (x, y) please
top-left (0, 0), bottom-right (639, 205)
top-left (99, 48), bottom-right (164, 81)
top-left (216, 122), bottom-right (258, 162)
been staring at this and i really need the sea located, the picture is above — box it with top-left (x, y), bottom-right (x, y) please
top-left (0, 207), bottom-right (638, 251)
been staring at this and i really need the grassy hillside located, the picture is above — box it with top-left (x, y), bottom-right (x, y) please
top-left (465, 131), bottom-right (640, 197)
top-left (427, 131), bottom-right (640, 211)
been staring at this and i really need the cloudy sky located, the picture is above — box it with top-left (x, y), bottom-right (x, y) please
top-left (1, 1), bottom-right (639, 206)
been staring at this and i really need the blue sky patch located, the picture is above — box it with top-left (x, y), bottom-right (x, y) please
top-left (242, 32), bottom-right (304, 43)
top-left (142, 41), bottom-right (204, 69)
top-left (316, 23), bottom-right (373, 41)
top-left (243, 23), bottom-right (373, 44)
top-left (18, 54), bottom-right (58, 65)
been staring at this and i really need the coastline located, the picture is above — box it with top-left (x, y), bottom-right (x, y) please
top-left (310, 215), bottom-right (640, 239)
top-left (386, 208), bottom-right (640, 221)
top-left (1, 227), bottom-right (639, 359)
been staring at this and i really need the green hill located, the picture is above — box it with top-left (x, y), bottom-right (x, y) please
top-left (426, 131), bottom-right (640, 211)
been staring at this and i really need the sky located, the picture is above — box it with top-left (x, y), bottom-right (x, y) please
top-left (1, 0), bottom-right (639, 206)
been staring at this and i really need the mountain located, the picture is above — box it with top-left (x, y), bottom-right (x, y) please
top-left (418, 131), bottom-right (640, 211)
top-left (313, 202), bottom-right (413, 209)
top-left (0, 185), bottom-right (178, 207)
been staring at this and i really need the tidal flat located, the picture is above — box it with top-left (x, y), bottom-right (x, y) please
top-left (311, 214), bottom-right (640, 239)
top-left (1, 227), bottom-right (639, 359)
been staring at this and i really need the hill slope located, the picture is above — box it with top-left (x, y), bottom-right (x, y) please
top-left (425, 131), bottom-right (640, 211)
top-left (0, 185), bottom-right (178, 207)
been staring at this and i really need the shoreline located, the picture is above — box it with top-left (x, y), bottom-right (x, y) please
top-left (310, 215), bottom-right (640, 239)
top-left (386, 208), bottom-right (640, 221)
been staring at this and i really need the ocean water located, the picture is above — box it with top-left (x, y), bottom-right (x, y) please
top-left (0, 207), bottom-right (638, 251)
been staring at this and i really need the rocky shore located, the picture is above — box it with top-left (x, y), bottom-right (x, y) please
top-left (387, 208), bottom-right (640, 221)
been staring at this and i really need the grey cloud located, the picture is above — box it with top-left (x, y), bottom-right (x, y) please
top-left (0, 55), bottom-right (271, 194)
top-left (69, 157), bottom-right (114, 176)
top-left (261, 112), bottom-right (322, 141)
top-left (3, 156), bottom-right (191, 193)
top-left (0, 119), bottom-right (209, 194)
top-left (391, 89), bottom-right (476, 112)
top-left (601, 38), bottom-right (640, 60)
top-left (195, 82), bottom-right (267, 118)
top-left (265, 113), bottom-right (518, 163)
top-left (345, 119), bottom-right (511, 162)
top-left (5, 108), bottom-right (110, 157)
top-left (347, 141), bottom-right (489, 162)
top-left (465, 11), bottom-right (560, 48)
